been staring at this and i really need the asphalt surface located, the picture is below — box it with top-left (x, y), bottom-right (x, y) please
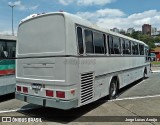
top-left (0, 68), bottom-right (159, 125)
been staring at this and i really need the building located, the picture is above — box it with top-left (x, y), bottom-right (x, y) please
top-left (155, 43), bottom-right (160, 47)
top-left (151, 27), bottom-right (157, 36)
top-left (151, 27), bottom-right (160, 36)
top-left (142, 24), bottom-right (151, 35)
top-left (110, 27), bottom-right (119, 33)
top-left (127, 28), bottom-right (135, 34)
top-left (119, 29), bottom-right (126, 35)
top-left (151, 47), bottom-right (160, 61)
top-left (152, 31), bottom-right (160, 38)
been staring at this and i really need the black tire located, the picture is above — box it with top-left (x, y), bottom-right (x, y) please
top-left (143, 71), bottom-right (146, 80)
top-left (109, 78), bottom-right (118, 100)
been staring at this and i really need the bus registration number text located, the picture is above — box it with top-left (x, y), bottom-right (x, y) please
top-left (31, 83), bottom-right (42, 92)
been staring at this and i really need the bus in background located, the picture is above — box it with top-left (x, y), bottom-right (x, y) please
top-left (16, 12), bottom-right (150, 110)
top-left (0, 34), bottom-right (16, 96)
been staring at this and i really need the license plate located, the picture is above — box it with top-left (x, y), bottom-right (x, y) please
top-left (31, 83), bottom-right (42, 90)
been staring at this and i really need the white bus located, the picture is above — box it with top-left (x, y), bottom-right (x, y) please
top-left (16, 12), bottom-right (150, 109)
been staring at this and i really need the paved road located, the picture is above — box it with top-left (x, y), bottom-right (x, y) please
top-left (118, 72), bottom-right (160, 98)
top-left (0, 72), bottom-right (160, 125)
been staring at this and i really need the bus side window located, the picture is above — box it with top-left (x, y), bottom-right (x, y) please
top-left (139, 44), bottom-right (144, 55)
top-left (122, 39), bottom-right (125, 54)
top-left (132, 42), bottom-right (135, 55)
top-left (108, 35), bottom-right (113, 54)
top-left (113, 36), bottom-right (121, 54)
top-left (84, 29), bottom-right (94, 54)
top-left (0, 45), bottom-right (2, 58)
top-left (135, 42), bottom-right (139, 55)
top-left (0, 47), bottom-right (7, 58)
top-left (125, 40), bottom-right (131, 55)
top-left (107, 35), bottom-right (109, 54)
top-left (103, 34), bottom-right (107, 54)
top-left (145, 47), bottom-right (149, 61)
top-left (77, 27), bottom-right (84, 54)
top-left (119, 38), bottom-right (122, 54)
top-left (7, 42), bottom-right (16, 58)
top-left (0, 41), bottom-right (7, 59)
top-left (93, 32), bottom-right (105, 54)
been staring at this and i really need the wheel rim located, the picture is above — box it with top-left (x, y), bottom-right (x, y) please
top-left (143, 72), bottom-right (146, 79)
top-left (110, 82), bottom-right (117, 97)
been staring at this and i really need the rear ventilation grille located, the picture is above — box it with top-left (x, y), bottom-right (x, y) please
top-left (81, 72), bottom-right (94, 104)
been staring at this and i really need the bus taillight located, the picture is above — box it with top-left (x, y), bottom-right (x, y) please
top-left (56, 91), bottom-right (65, 98)
top-left (17, 86), bottom-right (21, 92)
top-left (46, 90), bottom-right (54, 97)
top-left (23, 87), bottom-right (28, 93)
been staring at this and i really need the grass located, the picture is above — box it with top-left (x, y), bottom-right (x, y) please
top-left (151, 61), bottom-right (160, 65)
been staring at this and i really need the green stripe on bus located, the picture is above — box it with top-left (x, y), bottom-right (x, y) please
top-left (0, 60), bottom-right (15, 65)
top-left (0, 64), bottom-right (15, 70)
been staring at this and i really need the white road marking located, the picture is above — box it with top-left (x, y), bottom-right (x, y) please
top-left (0, 107), bottom-right (37, 114)
top-left (110, 94), bottom-right (160, 102)
top-left (151, 70), bottom-right (160, 73)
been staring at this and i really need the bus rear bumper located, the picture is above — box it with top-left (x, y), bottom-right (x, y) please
top-left (15, 93), bottom-right (78, 110)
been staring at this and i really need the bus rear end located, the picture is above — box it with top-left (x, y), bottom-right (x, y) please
top-left (16, 13), bottom-right (78, 109)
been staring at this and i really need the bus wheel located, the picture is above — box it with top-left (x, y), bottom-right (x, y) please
top-left (109, 78), bottom-right (118, 100)
top-left (143, 68), bottom-right (147, 80)
top-left (143, 71), bottom-right (146, 80)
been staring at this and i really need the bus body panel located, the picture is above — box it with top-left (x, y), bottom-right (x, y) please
top-left (0, 75), bottom-right (15, 96)
top-left (16, 57), bottom-right (80, 86)
top-left (78, 56), bottom-right (150, 106)
top-left (16, 57), bottom-right (65, 84)
top-left (16, 56), bottom-right (79, 107)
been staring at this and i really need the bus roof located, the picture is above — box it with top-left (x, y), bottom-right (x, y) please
top-left (19, 12), bottom-right (148, 47)
top-left (0, 34), bottom-right (17, 41)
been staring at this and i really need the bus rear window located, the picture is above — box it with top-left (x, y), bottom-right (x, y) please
top-left (17, 14), bottom-right (65, 57)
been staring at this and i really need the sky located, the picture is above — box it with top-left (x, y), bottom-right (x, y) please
top-left (0, 0), bottom-right (160, 35)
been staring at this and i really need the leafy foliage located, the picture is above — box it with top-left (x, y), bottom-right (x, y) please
top-left (125, 31), bottom-right (160, 49)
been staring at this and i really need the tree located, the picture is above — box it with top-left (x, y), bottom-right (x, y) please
top-left (124, 31), bottom-right (156, 49)
top-left (154, 36), bottom-right (160, 43)
top-left (147, 41), bottom-right (156, 48)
